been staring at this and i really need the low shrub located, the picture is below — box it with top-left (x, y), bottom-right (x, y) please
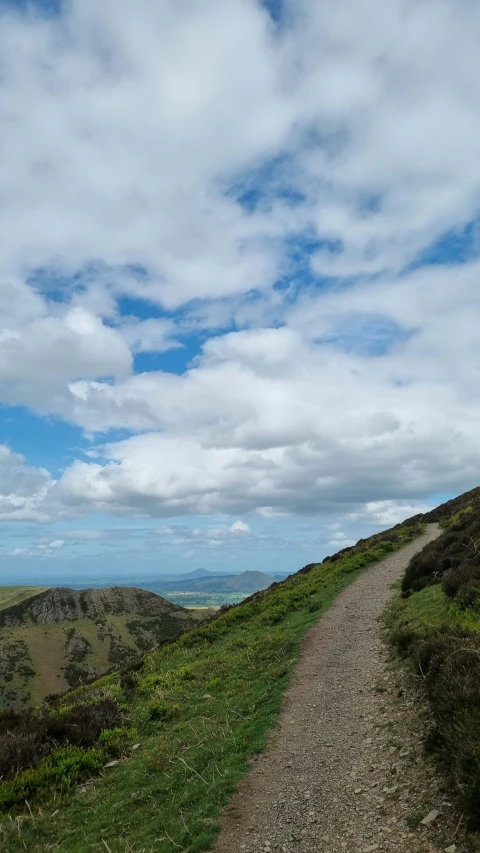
top-left (260, 605), bottom-right (288, 625)
top-left (138, 673), bottom-right (165, 694)
top-left (98, 726), bottom-right (137, 756)
top-left (0, 746), bottom-right (104, 811)
top-left (443, 561), bottom-right (480, 600)
top-left (119, 668), bottom-right (139, 696)
top-left (0, 697), bottom-right (123, 782)
top-left (177, 665), bottom-right (195, 681)
top-left (45, 698), bottom-right (122, 746)
top-left (147, 700), bottom-right (180, 721)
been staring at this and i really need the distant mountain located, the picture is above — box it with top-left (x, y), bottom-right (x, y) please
top-left (0, 586), bottom-right (197, 708)
top-left (176, 568), bottom-right (214, 579)
top-left (155, 570), bottom-right (275, 595)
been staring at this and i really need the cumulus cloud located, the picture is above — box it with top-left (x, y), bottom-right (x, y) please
top-left (0, 446), bottom-right (54, 521)
top-left (0, 307), bottom-right (131, 384)
top-left (0, 0), bottom-right (479, 537)
top-left (0, 0), bottom-right (289, 306)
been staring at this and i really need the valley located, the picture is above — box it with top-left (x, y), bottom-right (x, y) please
top-left (138, 569), bottom-right (276, 606)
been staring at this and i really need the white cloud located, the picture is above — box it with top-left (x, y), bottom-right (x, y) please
top-left (0, 0), bottom-right (480, 535)
top-left (0, 445), bottom-right (54, 522)
top-left (0, 0), bottom-right (478, 324)
top-left (0, 307), bottom-right (132, 410)
top-left (230, 520), bottom-right (252, 536)
top-left (347, 500), bottom-right (434, 527)
top-left (0, 0), bottom-right (290, 307)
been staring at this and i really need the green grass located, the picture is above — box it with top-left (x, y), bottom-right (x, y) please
top-left (0, 522), bottom-right (423, 853)
top-left (389, 583), bottom-right (480, 635)
top-left (0, 587), bottom-right (48, 612)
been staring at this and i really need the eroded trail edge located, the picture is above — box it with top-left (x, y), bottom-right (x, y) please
top-left (213, 524), bottom-right (463, 853)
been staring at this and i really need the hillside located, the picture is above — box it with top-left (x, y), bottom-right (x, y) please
top-left (0, 515), bottom-right (426, 851)
top-left (0, 587), bottom-right (196, 708)
top-left (0, 587), bottom-right (49, 612)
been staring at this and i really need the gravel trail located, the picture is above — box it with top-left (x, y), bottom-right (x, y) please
top-left (212, 524), bottom-right (464, 853)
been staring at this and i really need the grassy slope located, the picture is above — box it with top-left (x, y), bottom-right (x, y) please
top-left (0, 520), bottom-right (423, 853)
top-left (0, 587), bottom-right (48, 612)
top-left (387, 488), bottom-right (480, 830)
top-left (0, 611), bottom-right (196, 708)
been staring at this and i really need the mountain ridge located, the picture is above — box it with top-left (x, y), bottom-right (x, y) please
top-left (152, 569), bottom-right (274, 594)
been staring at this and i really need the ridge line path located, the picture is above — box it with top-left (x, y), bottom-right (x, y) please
top-left (213, 524), bottom-right (455, 853)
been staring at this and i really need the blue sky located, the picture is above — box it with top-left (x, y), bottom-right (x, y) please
top-left (0, 0), bottom-right (480, 584)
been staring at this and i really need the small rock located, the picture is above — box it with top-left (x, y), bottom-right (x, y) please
top-left (420, 809), bottom-right (440, 826)
top-left (132, 743), bottom-right (140, 750)
top-left (399, 747), bottom-right (410, 758)
top-left (362, 845), bottom-right (379, 852)
top-left (203, 694), bottom-right (212, 700)
top-left (444, 846), bottom-right (456, 853)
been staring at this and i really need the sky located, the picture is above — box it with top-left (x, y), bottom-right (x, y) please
top-left (0, 0), bottom-right (479, 583)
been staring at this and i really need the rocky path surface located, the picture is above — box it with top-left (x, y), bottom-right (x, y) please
top-left (213, 524), bottom-right (468, 853)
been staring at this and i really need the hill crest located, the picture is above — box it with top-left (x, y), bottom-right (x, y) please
top-left (0, 585), bottom-right (186, 628)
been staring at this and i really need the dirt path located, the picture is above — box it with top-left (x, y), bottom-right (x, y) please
top-left (213, 523), bottom-right (464, 853)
